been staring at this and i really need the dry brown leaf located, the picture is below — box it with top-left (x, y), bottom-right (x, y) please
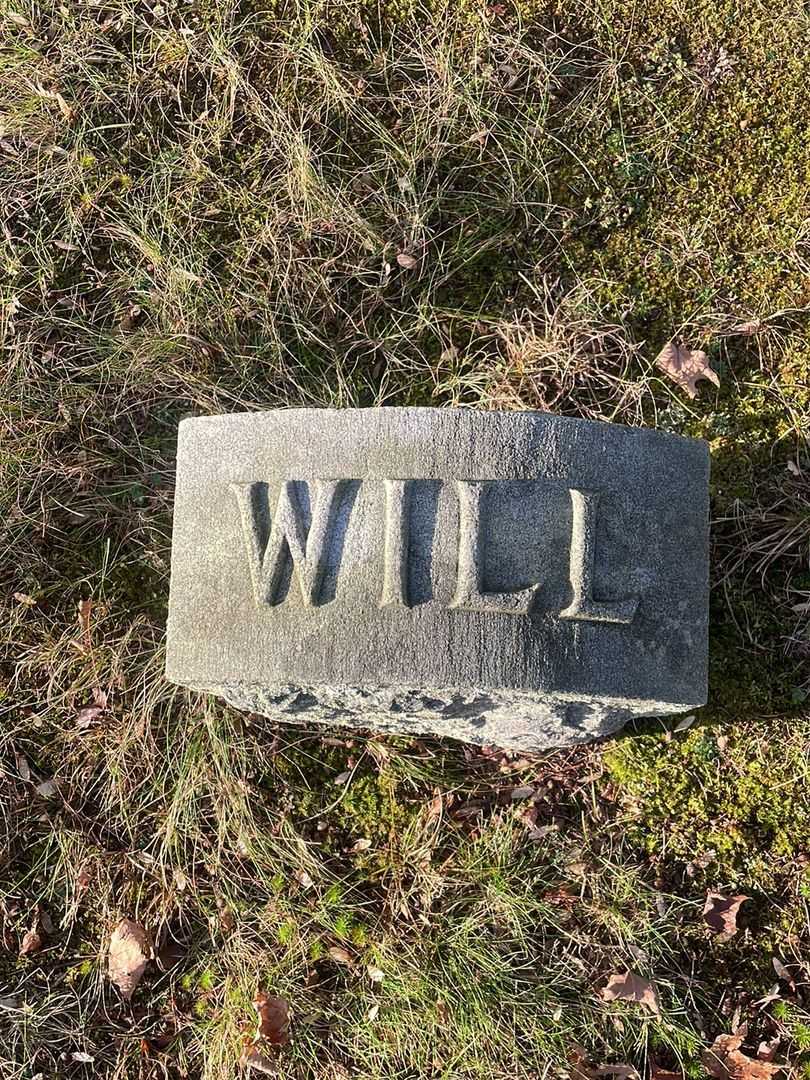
top-left (702, 1034), bottom-right (783, 1080)
top-left (510, 784), bottom-right (536, 801)
top-left (757, 1038), bottom-right (780, 1064)
top-left (19, 927), bottom-right (42, 957)
top-left (241, 1044), bottom-right (279, 1075)
top-left (599, 971), bottom-right (660, 1016)
top-left (35, 82), bottom-right (73, 120)
top-left (108, 918), bottom-right (152, 1000)
top-left (771, 957), bottom-right (796, 989)
top-left (655, 341), bottom-right (720, 398)
top-left (396, 252), bottom-right (418, 270)
top-left (734, 320), bottom-right (764, 336)
top-left (703, 892), bottom-right (749, 937)
top-left (293, 867), bottom-right (314, 889)
top-left (77, 598), bottom-right (93, 646)
top-left (591, 1066), bottom-right (639, 1079)
top-left (13, 592), bottom-right (36, 606)
top-left (76, 705), bottom-right (105, 728)
top-left (77, 686), bottom-right (108, 729)
top-left (328, 946), bottom-right (352, 965)
top-left (567, 1044), bottom-right (640, 1080)
top-left (649, 1055), bottom-right (685, 1080)
top-left (254, 991), bottom-right (291, 1045)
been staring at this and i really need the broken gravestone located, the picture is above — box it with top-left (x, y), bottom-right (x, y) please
top-left (166, 408), bottom-right (709, 752)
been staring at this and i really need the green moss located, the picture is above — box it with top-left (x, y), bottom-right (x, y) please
top-left (604, 716), bottom-right (810, 891)
top-left (277, 742), bottom-right (420, 875)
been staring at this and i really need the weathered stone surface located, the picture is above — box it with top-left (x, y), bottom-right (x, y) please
top-left (166, 408), bottom-right (709, 751)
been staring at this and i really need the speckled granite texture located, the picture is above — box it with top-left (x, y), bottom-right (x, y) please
top-left (166, 408), bottom-right (709, 751)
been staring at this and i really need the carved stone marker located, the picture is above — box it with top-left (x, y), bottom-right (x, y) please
top-left (166, 408), bottom-right (709, 751)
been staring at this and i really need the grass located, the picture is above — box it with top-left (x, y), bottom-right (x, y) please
top-left (1, 0), bottom-right (809, 1076)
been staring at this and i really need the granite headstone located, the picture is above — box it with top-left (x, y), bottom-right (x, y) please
top-left (166, 408), bottom-right (709, 751)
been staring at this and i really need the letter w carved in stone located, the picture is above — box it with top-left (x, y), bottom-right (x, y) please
top-left (231, 480), bottom-right (347, 607)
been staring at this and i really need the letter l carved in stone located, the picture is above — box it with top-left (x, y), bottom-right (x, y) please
top-left (451, 480), bottom-right (540, 615)
top-left (560, 488), bottom-right (639, 624)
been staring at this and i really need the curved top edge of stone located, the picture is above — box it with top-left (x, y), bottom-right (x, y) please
top-left (176, 407), bottom-right (710, 452)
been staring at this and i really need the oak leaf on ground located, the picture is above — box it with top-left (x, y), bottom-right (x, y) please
top-left (108, 918), bottom-right (152, 1000)
top-left (703, 892), bottom-right (749, 937)
top-left (701, 1034), bottom-right (783, 1080)
top-left (599, 971), bottom-right (660, 1016)
top-left (655, 341), bottom-right (720, 398)
top-left (567, 1043), bottom-right (640, 1080)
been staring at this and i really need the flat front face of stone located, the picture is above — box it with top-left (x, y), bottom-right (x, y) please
top-left (166, 408), bottom-right (710, 738)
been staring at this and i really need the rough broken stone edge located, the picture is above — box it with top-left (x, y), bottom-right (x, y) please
top-left (190, 682), bottom-right (702, 752)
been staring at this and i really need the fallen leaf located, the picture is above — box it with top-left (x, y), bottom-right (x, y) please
top-left (77, 598), bottom-right (93, 646)
top-left (673, 714), bottom-right (696, 733)
top-left (328, 946), bottom-right (352, 965)
top-left (757, 1039), bottom-right (780, 1064)
top-left (76, 705), bottom-right (104, 728)
top-left (216, 895), bottom-right (235, 931)
top-left (76, 687), bottom-right (108, 728)
top-left (108, 918), bottom-right (152, 1000)
top-left (771, 957), bottom-right (796, 989)
top-left (254, 991), bottom-right (291, 1045)
top-left (366, 1003), bottom-right (380, 1021)
top-left (396, 252), bottom-right (418, 270)
top-left (702, 1034), bottom-right (783, 1080)
top-left (71, 1052), bottom-right (95, 1064)
top-left (140, 1031), bottom-right (175, 1056)
top-left (655, 341), bottom-right (720, 398)
top-left (367, 964), bottom-right (384, 983)
top-left (510, 784), bottom-right (535, 800)
top-left (293, 868), bottom-right (314, 889)
top-left (35, 82), bottom-right (73, 120)
top-left (241, 1044), bottom-right (279, 1075)
top-left (599, 971), bottom-right (660, 1016)
top-left (350, 838), bottom-right (372, 852)
top-left (703, 892), bottom-right (749, 937)
top-left (13, 592), bottom-right (36, 606)
top-left (35, 779), bottom-right (58, 798)
top-left (567, 1044), bottom-right (640, 1080)
top-left (15, 753), bottom-right (30, 781)
top-left (19, 926), bottom-right (43, 957)
top-left (734, 320), bottom-right (764, 336)
top-left (567, 1043), bottom-right (593, 1080)
top-left (649, 1056), bottom-right (685, 1080)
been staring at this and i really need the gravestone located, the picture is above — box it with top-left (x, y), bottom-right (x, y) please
top-left (166, 408), bottom-right (709, 751)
